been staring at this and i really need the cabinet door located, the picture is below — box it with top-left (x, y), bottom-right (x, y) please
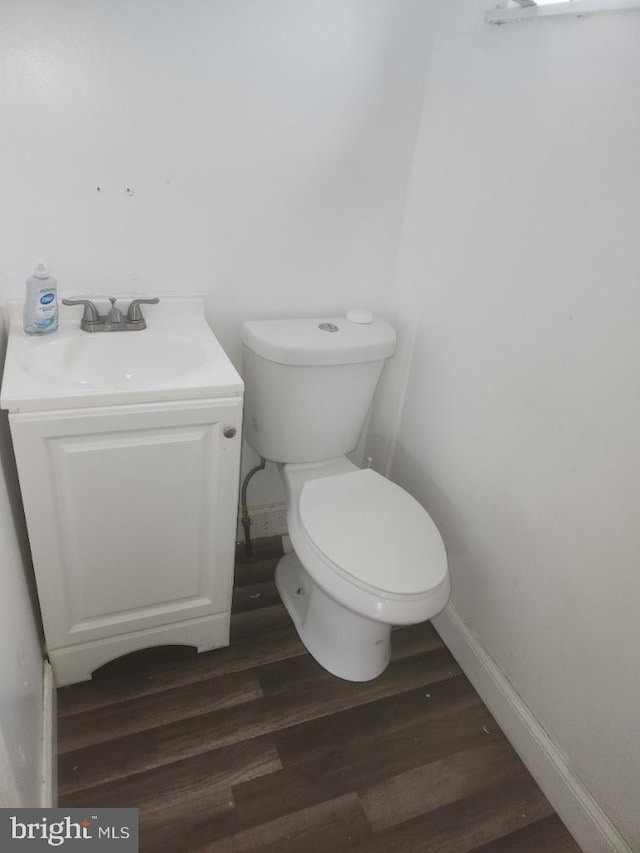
top-left (10, 398), bottom-right (242, 650)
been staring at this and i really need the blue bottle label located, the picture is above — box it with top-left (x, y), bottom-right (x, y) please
top-left (34, 288), bottom-right (57, 328)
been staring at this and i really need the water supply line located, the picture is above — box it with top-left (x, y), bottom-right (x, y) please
top-left (240, 457), bottom-right (266, 560)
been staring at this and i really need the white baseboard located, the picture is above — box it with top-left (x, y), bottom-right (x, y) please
top-left (237, 503), bottom-right (287, 543)
top-left (432, 604), bottom-right (633, 853)
top-left (41, 661), bottom-right (56, 807)
top-left (0, 730), bottom-right (21, 807)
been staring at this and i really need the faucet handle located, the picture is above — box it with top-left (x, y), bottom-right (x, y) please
top-left (61, 298), bottom-right (101, 324)
top-left (127, 297), bottom-right (159, 322)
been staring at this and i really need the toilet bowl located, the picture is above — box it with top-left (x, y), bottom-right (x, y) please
top-left (275, 457), bottom-right (450, 681)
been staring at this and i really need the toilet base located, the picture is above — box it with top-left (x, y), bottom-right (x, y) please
top-left (275, 551), bottom-right (392, 682)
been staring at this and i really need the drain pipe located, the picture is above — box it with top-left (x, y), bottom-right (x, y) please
top-left (240, 457), bottom-right (266, 560)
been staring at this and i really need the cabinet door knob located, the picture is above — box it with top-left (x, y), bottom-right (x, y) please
top-left (223, 426), bottom-right (237, 438)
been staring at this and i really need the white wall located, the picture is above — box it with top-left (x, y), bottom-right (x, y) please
top-left (0, 325), bottom-right (45, 806)
top-left (0, 0), bottom-right (432, 510)
top-left (375, 0), bottom-right (640, 848)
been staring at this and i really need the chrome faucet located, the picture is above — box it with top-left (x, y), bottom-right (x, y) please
top-left (62, 297), bottom-right (159, 332)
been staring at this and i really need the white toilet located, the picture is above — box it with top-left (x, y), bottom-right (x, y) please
top-left (241, 311), bottom-right (450, 681)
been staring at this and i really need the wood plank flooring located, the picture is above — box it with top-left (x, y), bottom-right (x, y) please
top-left (58, 538), bottom-right (582, 853)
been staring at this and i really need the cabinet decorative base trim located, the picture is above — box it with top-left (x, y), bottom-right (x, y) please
top-left (50, 613), bottom-right (230, 687)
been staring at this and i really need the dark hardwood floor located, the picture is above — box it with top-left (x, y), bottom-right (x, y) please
top-left (58, 538), bottom-right (582, 853)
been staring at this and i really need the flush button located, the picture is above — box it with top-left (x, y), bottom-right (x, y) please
top-left (346, 308), bottom-right (373, 324)
top-left (223, 427), bottom-right (236, 438)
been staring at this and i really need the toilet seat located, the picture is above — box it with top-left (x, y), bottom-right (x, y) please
top-left (298, 468), bottom-right (447, 598)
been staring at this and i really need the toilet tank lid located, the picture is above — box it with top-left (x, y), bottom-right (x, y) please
top-left (241, 315), bottom-right (396, 366)
top-left (298, 469), bottom-right (448, 596)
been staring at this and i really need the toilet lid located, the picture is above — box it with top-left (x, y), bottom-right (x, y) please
top-left (298, 468), bottom-right (447, 596)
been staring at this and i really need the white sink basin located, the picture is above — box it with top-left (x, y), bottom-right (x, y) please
top-left (0, 297), bottom-right (244, 412)
top-left (22, 334), bottom-right (207, 387)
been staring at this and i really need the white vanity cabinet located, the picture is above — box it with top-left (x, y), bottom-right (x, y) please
top-left (9, 396), bottom-right (242, 686)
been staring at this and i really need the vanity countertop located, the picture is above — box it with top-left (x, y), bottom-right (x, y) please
top-left (1, 297), bottom-right (243, 413)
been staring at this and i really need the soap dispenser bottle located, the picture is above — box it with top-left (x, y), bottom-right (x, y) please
top-left (24, 263), bottom-right (58, 335)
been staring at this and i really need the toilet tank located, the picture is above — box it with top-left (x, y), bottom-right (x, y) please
top-left (242, 314), bottom-right (396, 464)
